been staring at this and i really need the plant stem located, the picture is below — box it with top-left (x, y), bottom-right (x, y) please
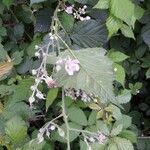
top-left (62, 88), bottom-right (70, 150)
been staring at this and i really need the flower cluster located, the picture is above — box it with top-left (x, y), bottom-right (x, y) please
top-left (28, 33), bottom-right (57, 106)
top-left (37, 123), bottom-right (65, 143)
top-left (65, 89), bottom-right (92, 102)
top-left (64, 5), bottom-right (91, 21)
top-left (56, 57), bottom-right (80, 76)
top-left (86, 131), bottom-right (107, 144)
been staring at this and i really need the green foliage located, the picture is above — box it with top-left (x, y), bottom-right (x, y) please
top-left (0, 0), bottom-right (149, 149)
top-left (48, 48), bottom-right (116, 103)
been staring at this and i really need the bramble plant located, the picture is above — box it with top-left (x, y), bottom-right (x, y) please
top-left (0, 0), bottom-right (150, 150)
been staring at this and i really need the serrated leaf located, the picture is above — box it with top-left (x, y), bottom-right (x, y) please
top-left (108, 143), bottom-right (118, 150)
top-left (117, 90), bottom-right (131, 104)
top-left (96, 120), bottom-right (110, 135)
top-left (121, 24), bottom-right (135, 39)
top-left (93, 0), bottom-right (109, 9)
top-left (68, 106), bottom-right (87, 126)
top-left (111, 124), bottom-right (123, 136)
top-left (71, 20), bottom-right (108, 48)
top-left (107, 49), bottom-right (129, 62)
top-left (106, 15), bottom-right (123, 38)
top-left (46, 88), bottom-right (59, 111)
top-left (47, 48), bottom-right (116, 104)
top-left (113, 63), bottom-right (125, 85)
top-left (119, 130), bottom-right (137, 143)
top-left (5, 116), bottom-right (27, 143)
top-left (12, 78), bottom-right (34, 103)
top-left (59, 12), bottom-right (74, 33)
top-left (115, 115), bottom-right (131, 129)
top-left (114, 137), bottom-right (134, 150)
top-left (110, 0), bottom-right (135, 27)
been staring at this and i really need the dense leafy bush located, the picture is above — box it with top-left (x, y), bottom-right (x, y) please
top-left (0, 0), bottom-right (150, 149)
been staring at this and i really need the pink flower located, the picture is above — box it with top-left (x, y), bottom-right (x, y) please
top-left (43, 76), bottom-right (56, 88)
top-left (65, 58), bottom-right (80, 76)
top-left (65, 6), bottom-right (73, 14)
top-left (97, 132), bottom-right (106, 144)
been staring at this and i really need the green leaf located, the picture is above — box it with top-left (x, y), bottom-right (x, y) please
top-left (115, 115), bottom-right (131, 129)
top-left (117, 90), bottom-right (131, 104)
top-left (48, 48), bottom-right (116, 104)
top-left (121, 24), bottom-right (135, 39)
top-left (21, 139), bottom-right (45, 150)
top-left (2, 0), bottom-right (13, 8)
top-left (141, 23), bottom-right (150, 47)
top-left (110, 0), bottom-right (135, 27)
top-left (134, 5), bottom-right (145, 20)
top-left (52, 122), bottom-right (82, 143)
top-left (0, 43), bottom-right (7, 60)
top-left (88, 111), bottom-right (97, 126)
top-left (5, 116), bottom-right (27, 143)
top-left (3, 102), bottom-right (34, 120)
top-left (11, 78), bottom-right (34, 103)
top-left (30, 0), bottom-right (46, 5)
top-left (71, 20), bottom-right (108, 48)
top-left (113, 63), bottom-right (125, 85)
top-left (114, 137), bottom-right (134, 150)
top-left (91, 142), bottom-right (106, 150)
top-left (107, 49), bottom-right (129, 62)
top-left (111, 105), bottom-right (122, 120)
top-left (106, 15), bottom-right (123, 38)
top-left (80, 140), bottom-right (87, 150)
top-left (59, 12), bottom-right (74, 33)
top-left (93, 0), bottom-right (109, 9)
top-left (12, 50), bottom-right (24, 65)
top-left (96, 120), bottom-right (110, 135)
top-left (0, 27), bottom-right (7, 36)
top-left (111, 124), bottom-right (123, 136)
top-left (46, 88), bottom-right (59, 111)
top-left (146, 68), bottom-right (150, 79)
top-left (107, 143), bottom-right (118, 150)
top-left (119, 130), bottom-right (137, 143)
top-left (68, 106), bottom-right (87, 126)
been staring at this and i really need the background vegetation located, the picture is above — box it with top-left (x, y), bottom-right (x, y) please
top-left (0, 0), bottom-right (150, 149)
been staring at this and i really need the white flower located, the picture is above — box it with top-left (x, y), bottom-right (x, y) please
top-left (37, 132), bottom-right (44, 143)
top-left (36, 91), bottom-right (45, 99)
top-left (32, 69), bottom-right (37, 75)
top-left (29, 96), bottom-right (35, 104)
top-left (35, 45), bottom-right (39, 50)
top-left (56, 65), bottom-right (61, 72)
top-left (65, 6), bottom-right (73, 14)
top-left (85, 16), bottom-right (91, 20)
top-left (65, 58), bottom-right (80, 76)
top-left (35, 52), bottom-right (40, 57)
top-left (50, 125), bottom-right (56, 131)
top-left (89, 137), bottom-right (95, 143)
